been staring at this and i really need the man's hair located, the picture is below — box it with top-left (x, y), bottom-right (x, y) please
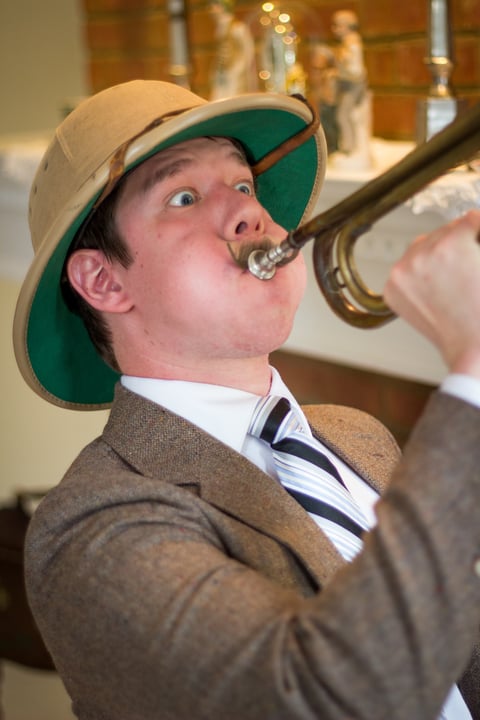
top-left (61, 177), bottom-right (133, 372)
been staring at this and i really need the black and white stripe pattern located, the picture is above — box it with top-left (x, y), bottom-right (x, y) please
top-left (249, 395), bottom-right (370, 561)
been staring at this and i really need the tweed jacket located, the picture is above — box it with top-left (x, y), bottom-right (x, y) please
top-left (25, 384), bottom-right (480, 720)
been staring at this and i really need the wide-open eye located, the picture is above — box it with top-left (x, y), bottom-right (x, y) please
top-left (168, 189), bottom-right (197, 207)
top-left (234, 181), bottom-right (254, 196)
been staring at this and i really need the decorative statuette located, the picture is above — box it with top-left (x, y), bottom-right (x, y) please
top-left (209, 0), bottom-right (257, 99)
top-left (328, 10), bottom-right (373, 171)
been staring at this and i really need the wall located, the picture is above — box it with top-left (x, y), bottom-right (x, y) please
top-left (0, 281), bottom-right (109, 507)
top-left (1, 277), bottom-right (106, 718)
top-left (82, 0), bottom-right (480, 139)
top-left (0, 0), bottom-right (88, 135)
top-left (0, 2), bottom-right (94, 716)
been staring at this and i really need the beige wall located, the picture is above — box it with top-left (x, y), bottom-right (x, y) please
top-left (0, 0), bottom-right (104, 503)
top-left (1, 285), bottom-right (108, 720)
top-left (0, 2), bottom-right (96, 717)
top-left (0, 0), bottom-right (88, 135)
top-left (1, 277), bottom-right (108, 504)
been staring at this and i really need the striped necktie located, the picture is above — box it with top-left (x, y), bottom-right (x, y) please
top-left (249, 395), bottom-right (370, 561)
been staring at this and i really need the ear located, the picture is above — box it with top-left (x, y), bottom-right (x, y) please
top-left (66, 249), bottom-right (132, 313)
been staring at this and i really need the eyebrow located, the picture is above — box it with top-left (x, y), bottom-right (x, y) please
top-left (138, 157), bottom-right (193, 196)
top-left (137, 140), bottom-right (251, 197)
top-left (226, 144), bottom-right (250, 168)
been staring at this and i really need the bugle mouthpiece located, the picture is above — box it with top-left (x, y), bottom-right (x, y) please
top-left (247, 234), bottom-right (299, 280)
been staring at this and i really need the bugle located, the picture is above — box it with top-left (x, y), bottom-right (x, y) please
top-left (247, 101), bottom-right (480, 328)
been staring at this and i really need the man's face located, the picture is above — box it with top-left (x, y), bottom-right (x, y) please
top-left (112, 136), bottom-right (307, 370)
top-left (332, 12), bottom-right (355, 39)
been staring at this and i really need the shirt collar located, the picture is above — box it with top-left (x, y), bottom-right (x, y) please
top-left (121, 367), bottom-right (310, 454)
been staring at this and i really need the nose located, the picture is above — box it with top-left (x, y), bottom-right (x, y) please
top-left (221, 189), bottom-right (266, 243)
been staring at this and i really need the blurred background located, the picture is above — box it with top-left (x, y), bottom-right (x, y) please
top-left (2, 0), bottom-right (479, 138)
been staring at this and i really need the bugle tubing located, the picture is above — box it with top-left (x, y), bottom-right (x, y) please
top-left (247, 101), bottom-right (480, 328)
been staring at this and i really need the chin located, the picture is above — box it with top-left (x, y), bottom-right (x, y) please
top-left (231, 321), bottom-right (293, 357)
top-left (257, 321), bottom-right (295, 355)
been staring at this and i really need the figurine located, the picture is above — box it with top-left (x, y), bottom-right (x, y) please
top-left (330, 10), bottom-right (372, 169)
top-left (209, 0), bottom-right (257, 100)
top-left (309, 43), bottom-right (338, 154)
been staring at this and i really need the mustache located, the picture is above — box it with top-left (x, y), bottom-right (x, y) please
top-left (227, 238), bottom-right (298, 270)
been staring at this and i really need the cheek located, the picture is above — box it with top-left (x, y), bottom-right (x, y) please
top-left (294, 252), bottom-right (308, 296)
top-left (125, 223), bottom-right (189, 295)
top-left (276, 251), bottom-right (307, 308)
top-left (140, 248), bottom-right (225, 329)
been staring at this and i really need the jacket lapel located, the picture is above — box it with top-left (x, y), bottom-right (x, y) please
top-left (194, 435), bottom-right (346, 586)
top-left (102, 386), bottom-right (400, 589)
top-left (103, 385), bottom-right (346, 587)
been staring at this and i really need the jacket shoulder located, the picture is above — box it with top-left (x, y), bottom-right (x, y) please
top-left (302, 403), bottom-right (401, 493)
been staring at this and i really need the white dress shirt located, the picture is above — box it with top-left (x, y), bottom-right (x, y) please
top-left (121, 368), bottom-right (478, 720)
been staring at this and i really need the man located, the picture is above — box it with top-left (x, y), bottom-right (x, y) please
top-left (13, 80), bottom-right (480, 719)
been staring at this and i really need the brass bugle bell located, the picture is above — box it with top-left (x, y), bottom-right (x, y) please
top-left (247, 101), bottom-right (480, 329)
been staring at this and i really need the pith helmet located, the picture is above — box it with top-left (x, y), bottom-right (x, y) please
top-left (13, 80), bottom-right (326, 409)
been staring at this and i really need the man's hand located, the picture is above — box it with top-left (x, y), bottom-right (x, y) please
top-left (384, 210), bottom-right (480, 378)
